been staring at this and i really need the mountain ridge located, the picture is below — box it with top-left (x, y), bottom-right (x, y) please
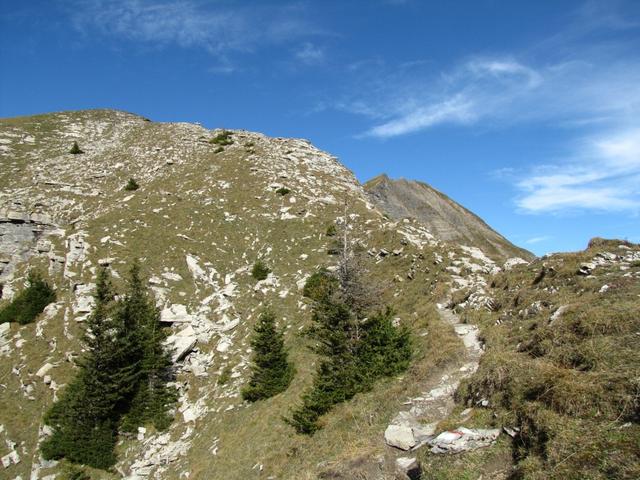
top-left (364, 174), bottom-right (534, 261)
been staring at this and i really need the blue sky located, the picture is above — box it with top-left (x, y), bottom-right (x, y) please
top-left (1, 0), bottom-right (639, 255)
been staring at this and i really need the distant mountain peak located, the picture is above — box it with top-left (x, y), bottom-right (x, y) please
top-left (364, 174), bottom-right (534, 261)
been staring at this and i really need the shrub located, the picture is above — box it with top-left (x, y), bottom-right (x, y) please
top-left (69, 141), bottom-right (83, 154)
top-left (210, 130), bottom-right (233, 146)
top-left (213, 146), bottom-right (224, 154)
top-left (124, 178), bottom-right (139, 191)
top-left (302, 269), bottom-right (337, 302)
top-left (325, 224), bottom-right (337, 237)
top-left (217, 366), bottom-right (232, 386)
top-left (242, 310), bottom-right (294, 402)
top-left (276, 187), bottom-right (290, 196)
top-left (251, 260), bottom-right (271, 281)
top-left (288, 253), bottom-right (412, 434)
top-left (0, 270), bottom-right (55, 325)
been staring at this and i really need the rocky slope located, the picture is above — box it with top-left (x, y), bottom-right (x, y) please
top-left (0, 109), bottom-right (534, 480)
top-left (365, 174), bottom-right (534, 261)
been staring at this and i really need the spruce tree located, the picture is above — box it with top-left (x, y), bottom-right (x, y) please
top-left (242, 310), bottom-right (294, 402)
top-left (41, 263), bottom-right (176, 468)
top-left (69, 141), bottom-right (83, 154)
top-left (288, 208), bottom-right (412, 434)
top-left (120, 261), bottom-right (176, 431)
top-left (41, 267), bottom-right (120, 468)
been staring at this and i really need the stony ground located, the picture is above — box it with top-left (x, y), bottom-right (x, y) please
top-left (0, 110), bottom-right (531, 480)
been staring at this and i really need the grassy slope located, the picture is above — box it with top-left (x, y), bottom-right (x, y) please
top-left (0, 110), bottom-right (469, 479)
top-left (438, 240), bottom-right (640, 479)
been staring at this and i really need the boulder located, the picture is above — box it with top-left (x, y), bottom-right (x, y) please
top-left (384, 424), bottom-right (416, 450)
top-left (396, 457), bottom-right (421, 480)
top-left (577, 262), bottom-right (596, 276)
top-left (36, 363), bottom-right (54, 377)
top-left (166, 325), bottom-right (197, 362)
top-left (428, 427), bottom-right (500, 454)
top-left (160, 304), bottom-right (193, 323)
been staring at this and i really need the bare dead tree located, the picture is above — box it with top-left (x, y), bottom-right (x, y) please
top-left (334, 199), bottom-right (380, 327)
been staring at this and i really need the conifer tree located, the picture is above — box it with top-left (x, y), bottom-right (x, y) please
top-left (242, 310), bottom-right (294, 402)
top-left (288, 204), bottom-right (412, 434)
top-left (41, 267), bottom-right (119, 468)
top-left (41, 263), bottom-right (176, 468)
top-left (120, 261), bottom-right (176, 431)
top-left (69, 141), bottom-right (83, 154)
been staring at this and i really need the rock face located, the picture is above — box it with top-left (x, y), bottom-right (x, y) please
top-left (364, 175), bottom-right (534, 261)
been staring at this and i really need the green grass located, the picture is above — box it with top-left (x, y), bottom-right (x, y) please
top-left (449, 241), bottom-right (640, 479)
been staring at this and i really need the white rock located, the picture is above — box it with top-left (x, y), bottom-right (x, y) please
top-left (166, 326), bottom-right (197, 362)
top-left (161, 272), bottom-right (183, 282)
top-left (216, 338), bottom-right (232, 353)
top-left (396, 456), bottom-right (418, 471)
top-left (36, 363), bottom-right (54, 377)
top-left (504, 257), bottom-right (528, 270)
top-left (0, 323), bottom-right (10, 337)
top-left (160, 304), bottom-right (193, 323)
top-left (429, 427), bottom-right (500, 454)
top-left (384, 424), bottom-right (416, 450)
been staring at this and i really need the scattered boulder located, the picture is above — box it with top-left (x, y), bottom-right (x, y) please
top-left (577, 262), bottom-right (596, 276)
top-left (428, 427), bottom-right (500, 454)
top-left (384, 424), bottom-right (416, 450)
top-left (160, 304), bottom-right (193, 323)
top-left (165, 325), bottom-right (197, 362)
top-left (36, 362), bottom-right (54, 378)
top-left (396, 457), bottom-right (421, 480)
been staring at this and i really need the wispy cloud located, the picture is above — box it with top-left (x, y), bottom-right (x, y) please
top-left (525, 236), bottom-right (553, 244)
top-left (354, 55), bottom-right (640, 138)
top-left (516, 129), bottom-right (640, 213)
top-left (295, 42), bottom-right (325, 66)
top-left (68, 0), bottom-right (323, 57)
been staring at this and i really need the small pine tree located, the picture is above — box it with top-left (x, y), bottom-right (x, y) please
top-left (325, 224), bottom-right (337, 237)
top-left (0, 270), bottom-right (56, 325)
top-left (42, 267), bottom-right (120, 468)
top-left (124, 178), bottom-right (139, 191)
top-left (242, 310), bottom-right (294, 402)
top-left (287, 207), bottom-right (412, 434)
top-left (251, 260), bottom-right (271, 281)
top-left (41, 263), bottom-right (176, 468)
top-left (119, 261), bottom-right (176, 432)
top-left (69, 141), bottom-right (83, 154)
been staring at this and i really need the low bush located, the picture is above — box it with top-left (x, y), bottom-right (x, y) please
top-left (210, 130), bottom-right (234, 146)
top-left (0, 270), bottom-right (55, 325)
top-left (251, 260), bottom-right (271, 281)
top-left (124, 178), bottom-right (139, 191)
top-left (276, 187), bottom-right (290, 196)
top-left (217, 366), bottom-right (232, 386)
top-left (69, 142), bottom-right (83, 154)
top-left (302, 269), bottom-right (337, 301)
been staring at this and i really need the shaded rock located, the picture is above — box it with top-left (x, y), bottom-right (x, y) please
top-left (166, 325), bottom-right (197, 362)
